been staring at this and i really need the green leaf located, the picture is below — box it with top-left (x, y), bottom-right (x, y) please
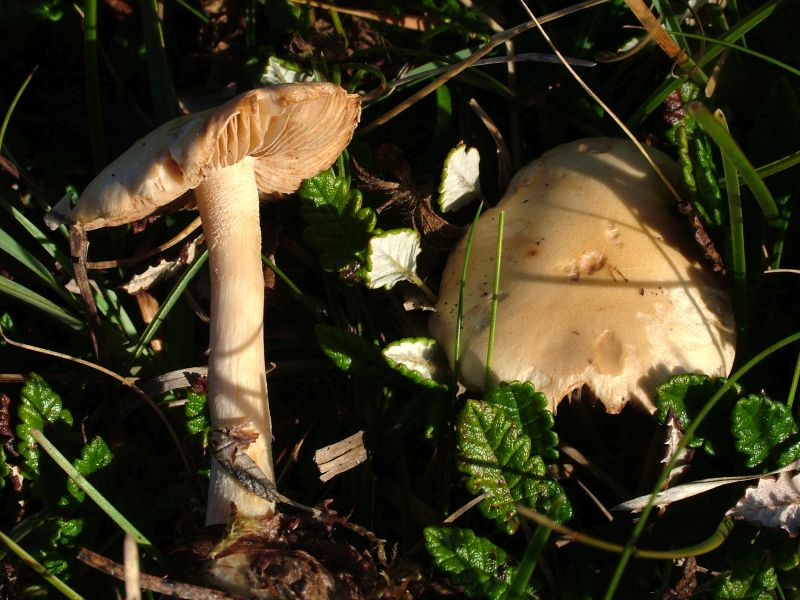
top-left (65, 436), bottom-right (114, 502)
top-left (16, 373), bottom-right (74, 480)
top-left (655, 373), bottom-right (740, 455)
top-left (365, 229), bottom-right (423, 290)
top-left (424, 526), bottom-right (530, 600)
top-left (298, 170), bottom-right (377, 272)
top-left (457, 400), bottom-right (570, 533)
top-left (315, 324), bottom-right (387, 382)
top-left (382, 337), bottom-right (449, 389)
top-left (184, 391), bottom-right (210, 445)
top-left (731, 394), bottom-right (797, 468)
top-left (485, 382), bottom-right (559, 463)
top-left (715, 558), bottom-right (777, 599)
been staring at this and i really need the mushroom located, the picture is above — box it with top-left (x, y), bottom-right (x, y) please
top-left (47, 83), bottom-right (361, 523)
top-left (430, 138), bottom-right (735, 414)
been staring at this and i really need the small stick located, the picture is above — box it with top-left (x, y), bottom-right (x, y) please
top-left (76, 547), bottom-right (249, 600)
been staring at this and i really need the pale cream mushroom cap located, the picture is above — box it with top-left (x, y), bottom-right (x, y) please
top-left (48, 82), bottom-right (361, 229)
top-left (430, 138), bottom-right (736, 414)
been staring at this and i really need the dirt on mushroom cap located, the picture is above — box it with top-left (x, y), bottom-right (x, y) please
top-left (430, 137), bottom-right (736, 414)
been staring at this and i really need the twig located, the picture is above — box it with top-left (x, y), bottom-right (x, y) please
top-left (76, 547), bottom-right (249, 600)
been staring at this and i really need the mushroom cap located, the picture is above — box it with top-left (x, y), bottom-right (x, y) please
top-left (429, 138), bottom-right (736, 414)
top-left (52, 83), bottom-right (361, 230)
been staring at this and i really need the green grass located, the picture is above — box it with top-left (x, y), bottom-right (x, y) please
top-left (0, 0), bottom-right (799, 597)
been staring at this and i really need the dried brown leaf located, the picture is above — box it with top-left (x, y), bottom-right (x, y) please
top-left (726, 470), bottom-right (800, 536)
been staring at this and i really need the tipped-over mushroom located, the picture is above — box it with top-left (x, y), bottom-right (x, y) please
top-left (430, 138), bottom-right (735, 413)
top-left (48, 83), bottom-right (361, 523)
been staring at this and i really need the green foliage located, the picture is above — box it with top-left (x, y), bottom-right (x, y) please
top-left (484, 382), bottom-right (559, 463)
top-left (715, 554), bottom-right (778, 599)
top-left (731, 394), bottom-right (798, 468)
top-left (655, 373), bottom-right (740, 455)
top-left (184, 390), bottom-right (210, 446)
top-left (315, 324), bottom-right (388, 382)
top-left (665, 82), bottom-right (724, 226)
top-left (457, 398), bottom-right (571, 534)
top-left (65, 436), bottom-right (113, 503)
top-left (424, 526), bottom-right (534, 600)
top-left (298, 170), bottom-right (377, 272)
top-left (16, 373), bottom-right (74, 482)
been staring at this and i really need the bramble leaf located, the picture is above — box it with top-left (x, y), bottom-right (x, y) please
top-left (655, 374), bottom-right (740, 455)
top-left (299, 170), bottom-right (377, 272)
top-left (365, 229), bottom-right (422, 291)
top-left (731, 394), bottom-right (797, 468)
top-left (316, 324), bottom-right (387, 382)
top-left (382, 337), bottom-right (449, 389)
top-left (457, 400), bottom-right (570, 533)
top-left (438, 143), bottom-right (481, 213)
top-left (485, 382), bottom-right (558, 463)
top-left (424, 526), bottom-right (533, 599)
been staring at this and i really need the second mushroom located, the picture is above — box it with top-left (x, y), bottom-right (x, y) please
top-left (430, 138), bottom-right (736, 414)
top-left (47, 83), bottom-right (361, 524)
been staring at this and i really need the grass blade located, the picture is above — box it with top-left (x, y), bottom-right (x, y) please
top-left (0, 529), bottom-right (85, 600)
top-left (0, 66), bottom-right (37, 152)
top-left (454, 202), bottom-right (483, 385)
top-left (0, 195), bottom-right (73, 271)
top-left (0, 276), bottom-right (84, 331)
top-left (484, 209), bottom-right (504, 390)
top-left (130, 249), bottom-right (208, 359)
top-left (604, 329), bottom-right (800, 599)
top-left (0, 225), bottom-right (79, 308)
top-left (140, 0), bottom-right (180, 123)
top-left (714, 109), bottom-right (746, 335)
top-left (30, 428), bottom-right (166, 565)
top-left (83, 0), bottom-right (107, 170)
top-left (688, 102), bottom-right (780, 226)
top-left (629, 0), bottom-right (785, 125)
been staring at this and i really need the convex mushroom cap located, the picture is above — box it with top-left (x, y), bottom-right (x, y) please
top-left (48, 82), bottom-right (361, 229)
top-left (430, 138), bottom-right (735, 414)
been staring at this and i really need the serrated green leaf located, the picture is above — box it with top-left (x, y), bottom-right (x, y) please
top-left (365, 229), bottom-right (422, 290)
top-left (16, 373), bottom-right (74, 480)
top-left (655, 373), bottom-right (740, 455)
top-left (383, 337), bottom-right (448, 389)
top-left (184, 391), bottom-right (210, 444)
top-left (715, 561), bottom-right (777, 599)
top-left (732, 394), bottom-right (797, 468)
top-left (66, 436), bottom-right (113, 502)
top-left (298, 170), bottom-right (377, 272)
top-left (315, 324), bottom-right (387, 382)
top-left (424, 526), bottom-right (530, 600)
top-left (457, 400), bottom-right (572, 533)
top-left (485, 382), bottom-right (558, 463)
top-left (438, 143), bottom-right (481, 213)
top-left (0, 447), bottom-right (8, 489)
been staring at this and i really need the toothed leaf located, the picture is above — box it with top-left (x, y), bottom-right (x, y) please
top-left (731, 394), bottom-right (797, 468)
top-left (299, 170), bottom-right (377, 272)
top-left (457, 399), bottom-right (570, 533)
top-left (424, 526), bottom-right (534, 599)
top-left (485, 382), bottom-right (559, 463)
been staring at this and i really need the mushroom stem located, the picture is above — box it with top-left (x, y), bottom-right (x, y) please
top-left (195, 157), bottom-right (274, 525)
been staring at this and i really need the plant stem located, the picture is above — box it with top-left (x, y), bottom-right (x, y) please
top-left (484, 209), bottom-right (504, 390)
top-left (84, 0), bottom-right (107, 170)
